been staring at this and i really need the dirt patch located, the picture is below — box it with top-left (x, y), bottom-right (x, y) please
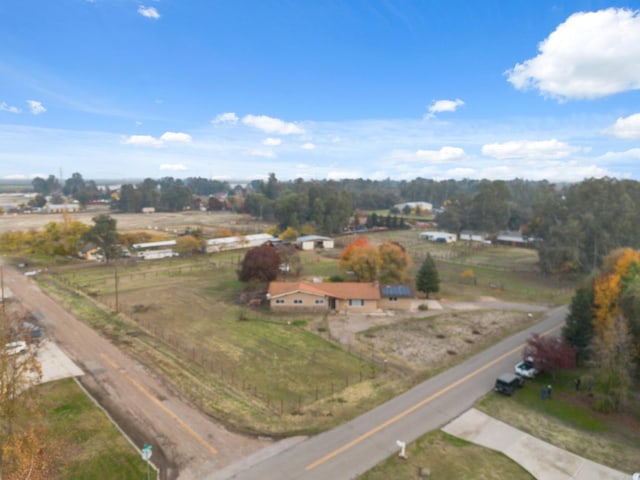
top-left (345, 310), bottom-right (534, 370)
top-left (0, 208), bottom-right (268, 236)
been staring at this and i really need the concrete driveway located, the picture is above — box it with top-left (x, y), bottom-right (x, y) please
top-left (443, 408), bottom-right (630, 480)
top-left (36, 339), bottom-right (84, 384)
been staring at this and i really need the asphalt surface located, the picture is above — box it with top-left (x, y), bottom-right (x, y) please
top-left (210, 305), bottom-right (569, 480)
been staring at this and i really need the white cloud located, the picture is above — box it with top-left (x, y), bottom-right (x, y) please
top-left (598, 147), bottom-right (640, 162)
top-left (122, 135), bottom-right (163, 147)
top-left (507, 8), bottom-right (640, 100)
top-left (138, 6), bottom-right (160, 19)
top-left (604, 113), bottom-right (640, 139)
top-left (425, 99), bottom-right (464, 118)
top-left (0, 102), bottom-right (21, 114)
top-left (160, 131), bottom-right (192, 143)
top-left (212, 112), bottom-right (239, 125)
top-left (242, 114), bottom-right (304, 135)
top-left (301, 142), bottom-right (316, 150)
top-left (160, 164), bottom-right (188, 171)
top-left (446, 167), bottom-right (476, 178)
top-left (263, 137), bottom-right (282, 146)
top-left (122, 131), bottom-right (191, 147)
top-left (391, 146), bottom-right (465, 163)
top-left (27, 100), bottom-right (46, 115)
top-left (482, 139), bottom-right (581, 159)
top-left (248, 149), bottom-right (275, 158)
top-left (415, 146), bottom-right (465, 162)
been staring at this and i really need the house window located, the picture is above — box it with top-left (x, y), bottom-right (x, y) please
top-left (293, 299), bottom-right (303, 304)
top-left (389, 296), bottom-right (398, 302)
top-left (275, 299), bottom-right (285, 304)
top-left (314, 299), bottom-right (324, 305)
top-left (349, 299), bottom-right (364, 307)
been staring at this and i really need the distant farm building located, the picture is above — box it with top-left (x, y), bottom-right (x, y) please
top-left (295, 235), bottom-right (334, 250)
top-left (129, 233), bottom-right (277, 259)
top-left (131, 240), bottom-right (177, 260)
top-left (45, 203), bottom-right (80, 213)
top-left (419, 231), bottom-right (456, 243)
top-left (205, 233), bottom-right (275, 253)
top-left (460, 231), bottom-right (492, 244)
top-left (493, 231), bottom-right (538, 248)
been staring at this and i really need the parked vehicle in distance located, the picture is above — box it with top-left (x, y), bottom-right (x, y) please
top-left (4, 340), bottom-right (28, 356)
top-left (515, 356), bottom-right (538, 378)
top-left (495, 372), bottom-right (524, 396)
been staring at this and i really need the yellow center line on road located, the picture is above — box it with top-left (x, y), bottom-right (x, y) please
top-left (305, 323), bottom-right (561, 471)
top-left (99, 353), bottom-right (218, 456)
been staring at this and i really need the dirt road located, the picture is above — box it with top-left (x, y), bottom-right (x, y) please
top-left (2, 263), bottom-right (270, 480)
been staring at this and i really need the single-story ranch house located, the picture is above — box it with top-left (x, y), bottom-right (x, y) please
top-left (267, 281), bottom-right (413, 313)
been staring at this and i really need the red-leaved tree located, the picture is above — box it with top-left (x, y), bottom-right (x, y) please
top-left (238, 243), bottom-right (281, 283)
top-left (524, 333), bottom-right (577, 380)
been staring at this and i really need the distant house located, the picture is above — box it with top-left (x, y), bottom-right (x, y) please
top-left (142, 207), bottom-right (155, 214)
top-left (295, 235), bottom-right (334, 251)
top-left (419, 231), bottom-right (456, 243)
top-left (45, 203), bottom-right (79, 213)
top-left (267, 281), bottom-right (413, 313)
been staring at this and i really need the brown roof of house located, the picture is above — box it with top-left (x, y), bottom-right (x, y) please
top-left (268, 281), bottom-right (380, 300)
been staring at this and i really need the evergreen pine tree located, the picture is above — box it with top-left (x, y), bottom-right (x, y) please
top-left (562, 285), bottom-right (594, 361)
top-left (416, 253), bottom-right (440, 298)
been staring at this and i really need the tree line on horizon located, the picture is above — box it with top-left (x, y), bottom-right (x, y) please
top-left (28, 172), bottom-right (640, 274)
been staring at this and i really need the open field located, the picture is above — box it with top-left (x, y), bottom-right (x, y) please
top-left (37, 378), bottom-right (155, 479)
top-left (39, 258), bottom-right (384, 435)
top-left (32, 235), bottom-right (575, 435)
top-left (477, 369), bottom-right (640, 474)
top-left (3, 212), bottom-right (580, 437)
top-left (358, 430), bottom-right (535, 480)
top-left (0, 207), bottom-right (272, 237)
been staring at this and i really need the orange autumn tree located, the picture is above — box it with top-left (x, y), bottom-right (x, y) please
top-left (339, 238), bottom-right (412, 283)
top-left (339, 238), bottom-right (381, 282)
top-left (378, 241), bottom-right (412, 284)
top-left (591, 248), bottom-right (640, 412)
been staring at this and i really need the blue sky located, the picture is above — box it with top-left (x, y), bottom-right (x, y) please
top-left (2, 1), bottom-right (640, 183)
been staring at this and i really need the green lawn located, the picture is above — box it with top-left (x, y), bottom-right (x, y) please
top-left (359, 430), bottom-right (534, 480)
top-left (477, 369), bottom-right (640, 474)
top-left (38, 378), bottom-right (155, 479)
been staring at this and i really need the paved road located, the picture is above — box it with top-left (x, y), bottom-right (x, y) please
top-left (212, 305), bottom-right (568, 480)
top-left (2, 264), bottom-right (269, 480)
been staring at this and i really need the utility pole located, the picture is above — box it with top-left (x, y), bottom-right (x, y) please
top-left (114, 265), bottom-right (119, 313)
top-left (1, 266), bottom-right (4, 313)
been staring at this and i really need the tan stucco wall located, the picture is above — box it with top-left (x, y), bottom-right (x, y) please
top-left (334, 298), bottom-right (379, 313)
top-left (378, 297), bottom-right (413, 310)
top-left (270, 291), bottom-right (329, 311)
